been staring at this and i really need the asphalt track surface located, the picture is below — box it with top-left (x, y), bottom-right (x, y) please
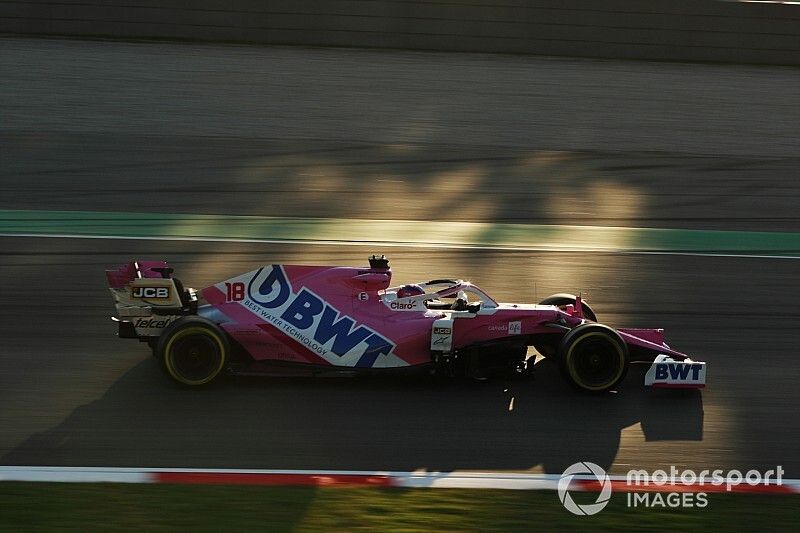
top-left (1, 37), bottom-right (799, 476)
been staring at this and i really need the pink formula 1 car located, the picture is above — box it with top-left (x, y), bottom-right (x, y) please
top-left (106, 255), bottom-right (706, 392)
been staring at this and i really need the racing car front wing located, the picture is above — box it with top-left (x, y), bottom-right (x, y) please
top-left (644, 354), bottom-right (707, 388)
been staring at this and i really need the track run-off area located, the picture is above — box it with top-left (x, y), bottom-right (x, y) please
top-left (1, 36), bottom-right (799, 480)
top-left (2, 209), bottom-right (800, 258)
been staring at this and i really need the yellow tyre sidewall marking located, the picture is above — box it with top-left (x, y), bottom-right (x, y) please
top-left (164, 326), bottom-right (226, 386)
top-left (566, 331), bottom-right (625, 391)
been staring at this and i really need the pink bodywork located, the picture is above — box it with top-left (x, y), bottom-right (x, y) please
top-left (106, 261), bottom-right (171, 288)
top-left (200, 262), bottom-right (690, 369)
top-left (203, 265), bottom-right (435, 367)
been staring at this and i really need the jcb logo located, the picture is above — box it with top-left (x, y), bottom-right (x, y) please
top-left (132, 286), bottom-right (170, 299)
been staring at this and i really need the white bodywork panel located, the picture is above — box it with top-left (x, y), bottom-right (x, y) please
top-left (431, 317), bottom-right (454, 353)
top-left (645, 354), bottom-right (707, 388)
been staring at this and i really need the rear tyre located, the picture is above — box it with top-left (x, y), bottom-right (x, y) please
top-left (557, 323), bottom-right (628, 393)
top-left (157, 316), bottom-right (228, 386)
top-left (534, 294), bottom-right (598, 358)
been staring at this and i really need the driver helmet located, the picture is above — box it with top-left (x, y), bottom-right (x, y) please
top-left (396, 284), bottom-right (425, 299)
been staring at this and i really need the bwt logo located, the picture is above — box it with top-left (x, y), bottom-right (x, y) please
top-left (247, 266), bottom-right (396, 367)
top-left (655, 363), bottom-right (703, 381)
top-left (132, 286), bottom-right (170, 299)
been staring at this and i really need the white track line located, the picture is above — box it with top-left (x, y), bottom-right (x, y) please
top-left (1, 232), bottom-right (799, 260)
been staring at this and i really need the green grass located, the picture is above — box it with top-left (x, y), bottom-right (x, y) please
top-left (0, 483), bottom-right (798, 532)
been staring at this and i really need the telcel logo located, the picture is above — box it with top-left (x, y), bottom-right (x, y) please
top-left (134, 317), bottom-right (174, 329)
top-left (132, 286), bottom-right (170, 299)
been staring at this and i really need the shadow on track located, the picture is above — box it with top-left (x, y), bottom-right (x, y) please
top-left (2, 358), bottom-right (702, 474)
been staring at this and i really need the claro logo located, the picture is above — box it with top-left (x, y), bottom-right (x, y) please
top-left (244, 265), bottom-right (397, 368)
top-left (390, 301), bottom-right (418, 310)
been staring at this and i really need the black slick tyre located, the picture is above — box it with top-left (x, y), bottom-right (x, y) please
top-left (557, 323), bottom-right (628, 393)
top-left (157, 316), bottom-right (229, 386)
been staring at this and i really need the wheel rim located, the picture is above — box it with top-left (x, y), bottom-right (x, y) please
top-left (168, 332), bottom-right (222, 383)
top-left (569, 335), bottom-right (623, 388)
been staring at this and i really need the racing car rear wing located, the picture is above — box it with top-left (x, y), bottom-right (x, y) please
top-left (106, 261), bottom-right (173, 288)
top-left (106, 261), bottom-right (197, 338)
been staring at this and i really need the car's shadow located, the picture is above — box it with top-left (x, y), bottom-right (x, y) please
top-left (2, 357), bottom-right (703, 474)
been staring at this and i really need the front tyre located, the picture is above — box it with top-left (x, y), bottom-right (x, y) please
top-left (157, 316), bottom-right (229, 386)
top-left (557, 324), bottom-right (628, 393)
